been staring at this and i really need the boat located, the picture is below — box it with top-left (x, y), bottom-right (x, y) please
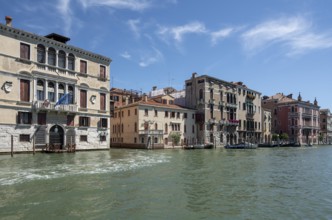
top-left (184, 143), bottom-right (214, 149)
top-left (258, 143), bottom-right (278, 148)
top-left (225, 142), bottom-right (257, 149)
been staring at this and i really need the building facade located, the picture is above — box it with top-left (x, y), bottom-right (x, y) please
top-left (185, 73), bottom-right (239, 146)
top-left (110, 94), bottom-right (196, 148)
top-left (0, 17), bottom-right (111, 152)
top-left (262, 108), bottom-right (272, 143)
top-left (319, 109), bottom-right (332, 144)
top-left (262, 93), bottom-right (320, 145)
top-left (235, 82), bottom-right (262, 143)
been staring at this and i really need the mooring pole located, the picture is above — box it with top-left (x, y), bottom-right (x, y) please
top-left (11, 135), bottom-right (13, 157)
top-left (33, 135), bottom-right (35, 155)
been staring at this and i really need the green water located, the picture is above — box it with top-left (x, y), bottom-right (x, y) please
top-left (1, 147), bottom-right (332, 219)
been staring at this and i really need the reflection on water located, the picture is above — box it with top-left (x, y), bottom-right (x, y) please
top-left (1, 147), bottom-right (332, 219)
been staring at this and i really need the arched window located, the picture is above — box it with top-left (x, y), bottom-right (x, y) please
top-left (48, 82), bottom-right (55, 102)
top-left (199, 89), bottom-right (203, 100)
top-left (37, 80), bottom-right (44, 101)
top-left (58, 50), bottom-right (66, 68)
top-left (48, 47), bottom-right (56, 66)
top-left (68, 85), bottom-right (74, 104)
top-left (58, 84), bottom-right (65, 100)
top-left (37, 44), bottom-right (46, 63)
top-left (68, 53), bottom-right (75, 70)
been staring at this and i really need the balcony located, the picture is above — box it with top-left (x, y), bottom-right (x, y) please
top-left (33, 100), bottom-right (78, 113)
top-left (246, 112), bottom-right (255, 119)
top-left (208, 99), bottom-right (215, 105)
top-left (228, 119), bottom-right (239, 126)
top-left (208, 118), bottom-right (217, 124)
top-left (226, 103), bottom-right (237, 108)
top-left (35, 63), bottom-right (76, 77)
top-left (139, 130), bottom-right (164, 135)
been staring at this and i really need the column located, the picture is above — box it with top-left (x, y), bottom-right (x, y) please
top-left (55, 81), bottom-right (59, 103)
top-left (44, 80), bottom-right (48, 100)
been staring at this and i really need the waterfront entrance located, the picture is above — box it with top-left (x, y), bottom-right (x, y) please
top-left (49, 125), bottom-right (64, 149)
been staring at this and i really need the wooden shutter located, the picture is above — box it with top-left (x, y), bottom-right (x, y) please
top-left (80, 60), bottom-right (87, 74)
top-left (80, 90), bottom-right (87, 108)
top-left (20, 79), bottom-right (30, 102)
top-left (20, 43), bottom-right (30, 60)
top-left (100, 93), bottom-right (105, 111)
top-left (38, 113), bottom-right (46, 125)
top-left (100, 66), bottom-right (106, 79)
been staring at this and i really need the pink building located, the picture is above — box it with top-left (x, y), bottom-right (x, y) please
top-left (262, 93), bottom-right (320, 145)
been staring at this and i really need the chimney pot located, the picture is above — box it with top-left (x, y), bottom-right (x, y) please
top-left (5, 16), bottom-right (12, 27)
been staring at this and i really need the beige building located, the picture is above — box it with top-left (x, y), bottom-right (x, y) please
top-left (185, 73), bottom-right (239, 146)
top-left (235, 82), bottom-right (262, 143)
top-left (262, 108), bottom-right (272, 143)
top-left (0, 17), bottom-right (111, 152)
top-left (110, 94), bottom-right (196, 148)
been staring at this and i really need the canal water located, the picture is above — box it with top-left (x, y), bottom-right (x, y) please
top-left (1, 146), bottom-right (332, 219)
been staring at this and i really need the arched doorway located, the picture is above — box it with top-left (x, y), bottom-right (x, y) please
top-left (49, 125), bottom-right (64, 149)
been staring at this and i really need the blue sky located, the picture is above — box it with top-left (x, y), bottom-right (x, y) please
top-left (1, 0), bottom-right (332, 109)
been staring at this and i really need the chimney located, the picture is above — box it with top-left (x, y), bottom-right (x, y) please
top-left (152, 86), bottom-right (157, 91)
top-left (125, 96), bottom-right (129, 105)
top-left (192, 72), bottom-right (197, 78)
top-left (5, 16), bottom-right (12, 27)
top-left (142, 93), bottom-right (148, 102)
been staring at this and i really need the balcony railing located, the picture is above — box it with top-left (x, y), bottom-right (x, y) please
top-left (226, 103), bottom-right (237, 108)
top-left (246, 112), bottom-right (255, 118)
top-left (209, 99), bottom-right (215, 105)
top-left (228, 119), bottom-right (239, 126)
top-left (139, 130), bottom-right (164, 135)
top-left (33, 100), bottom-right (78, 112)
top-left (36, 63), bottom-right (76, 77)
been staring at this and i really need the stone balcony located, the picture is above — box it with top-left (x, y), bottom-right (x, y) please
top-left (139, 130), bottom-right (164, 135)
top-left (33, 100), bottom-right (78, 113)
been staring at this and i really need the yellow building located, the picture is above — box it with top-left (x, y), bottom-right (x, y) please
top-left (0, 17), bottom-right (111, 152)
top-left (110, 94), bottom-right (196, 149)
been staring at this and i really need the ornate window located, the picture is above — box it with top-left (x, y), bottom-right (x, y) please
top-left (48, 82), bottom-right (55, 102)
top-left (68, 53), bottom-right (75, 70)
top-left (58, 50), bottom-right (66, 68)
top-left (48, 47), bottom-right (56, 66)
top-left (37, 44), bottom-right (46, 63)
top-left (37, 80), bottom-right (44, 101)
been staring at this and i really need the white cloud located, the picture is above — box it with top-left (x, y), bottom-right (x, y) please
top-left (127, 19), bottom-right (141, 38)
top-left (121, 51), bottom-right (132, 59)
top-left (56, 0), bottom-right (73, 36)
top-left (77, 0), bottom-right (151, 11)
top-left (241, 16), bottom-right (332, 55)
top-left (158, 22), bottom-right (207, 42)
top-left (211, 28), bottom-right (234, 45)
top-left (139, 48), bottom-right (163, 67)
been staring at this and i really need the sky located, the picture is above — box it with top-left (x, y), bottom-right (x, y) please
top-left (1, 0), bottom-right (332, 109)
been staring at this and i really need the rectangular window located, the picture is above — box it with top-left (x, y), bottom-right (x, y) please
top-left (155, 110), bottom-right (158, 117)
top-left (20, 79), bottom-right (30, 102)
top-left (80, 60), bottom-right (87, 74)
top-left (134, 137), bottom-right (137, 143)
top-left (67, 115), bottom-right (75, 126)
top-left (100, 135), bottom-right (106, 142)
top-left (18, 112), bottom-right (32, 124)
top-left (80, 90), bottom-right (87, 108)
top-left (128, 110), bottom-right (130, 116)
top-left (79, 117), bottom-right (90, 127)
top-left (20, 43), bottom-right (30, 60)
top-left (80, 135), bottom-right (88, 142)
top-left (171, 112), bottom-right (175, 118)
top-left (184, 113), bottom-right (187, 118)
top-left (135, 109), bottom-right (137, 115)
top-left (19, 134), bottom-right (30, 142)
top-left (100, 93), bottom-right (106, 111)
top-left (145, 109), bottom-right (148, 116)
top-left (38, 112), bottom-right (46, 125)
top-left (165, 111), bottom-right (169, 117)
top-left (177, 112), bottom-right (180, 118)
top-left (100, 118), bottom-right (108, 128)
top-left (100, 65), bottom-right (106, 80)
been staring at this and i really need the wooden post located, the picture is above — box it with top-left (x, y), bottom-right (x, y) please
top-left (33, 135), bottom-right (35, 155)
top-left (11, 135), bottom-right (13, 157)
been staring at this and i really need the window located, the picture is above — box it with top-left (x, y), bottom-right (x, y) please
top-left (18, 112), bottom-right (32, 124)
top-left (154, 137), bottom-right (158, 144)
top-left (134, 122), bottom-right (137, 132)
top-left (68, 53), bottom-right (75, 70)
top-left (100, 118), bottom-right (108, 128)
top-left (134, 137), bottom-right (137, 143)
top-left (141, 138), bottom-right (145, 144)
top-left (145, 109), bottom-right (148, 116)
top-left (100, 93), bottom-right (106, 111)
top-left (199, 89), bottom-right (203, 100)
top-left (100, 135), bottom-right (106, 142)
top-left (155, 123), bottom-right (158, 130)
top-left (192, 114), bottom-right (195, 119)
top-left (68, 86), bottom-right (74, 104)
top-left (58, 84), bottom-right (65, 100)
top-left (165, 111), bottom-right (169, 117)
top-left (169, 100), bottom-right (174, 105)
top-left (100, 65), bottom-right (106, 80)
top-left (20, 43), bottom-right (30, 60)
top-left (67, 115), bottom-right (74, 126)
top-left (177, 112), bottom-right (180, 118)
top-left (135, 109), bottom-right (137, 115)
top-left (80, 135), bottom-right (88, 142)
top-left (79, 116), bottom-right (90, 127)
top-left (48, 47), bottom-right (56, 66)
top-left (20, 79), bottom-right (30, 102)
top-left (184, 113), bottom-right (187, 118)
top-left (128, 110), bottom-right (130, 116)
top-left (37, 44), bottom-right (45, 63)
top-left (192, 125), bottom-right (195, 133)
top-left (80, 60), bottom-right (87, 74)
top-left (19, 134), bottom-right (30, 142)
top-left (48, 82), bottom-right (55, 102)
top-left (58, 50), bottom-right (66, 68)
top-left (37, 80), bottom-right (44, 101)
top-left (154, 110), bottom-right (158, 117)
top-left (171, 112), bottom-right (175, 118)
top-left (37, 112), bottom-right (46, 125)
top-left (80, 90), bottom-right (87, 108)
top-left (165, 123), bottom-right (168, 133)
